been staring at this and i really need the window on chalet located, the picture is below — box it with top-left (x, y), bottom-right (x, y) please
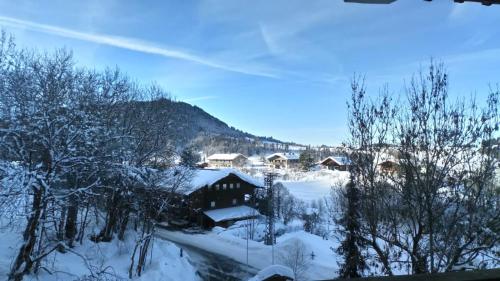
top-left (215, 184), bottom-right (219, 190)
top-left (229, 183), bottom-right (234, 189)
top-left (232, 198), bottom-right (237, 205)
top-left (236, 183), bottom-right (241, 188)
top-left (223, 184), bottom-right (227, 190)
top-left (210, 201), bottom-right (215, 208)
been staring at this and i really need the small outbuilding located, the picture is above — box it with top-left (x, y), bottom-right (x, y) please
top-left (204, 205), bottom-right (260, 228)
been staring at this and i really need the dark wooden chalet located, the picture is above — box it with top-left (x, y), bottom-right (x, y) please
top-left (174, 169), bottom-right (263, 228)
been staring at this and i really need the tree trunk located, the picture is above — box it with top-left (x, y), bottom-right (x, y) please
top-left (77, 203), bottom-right (90, 244)
top-left (57, 206), bottom-right (67, 242)
top-left (118, 210), bottom-right (129, 241)
top-left (65, 194), bottom-right (78, 247)
top-left (9, 184), bottom-right (44, 281)
top-left (93, 193), bottom-right (120, 242)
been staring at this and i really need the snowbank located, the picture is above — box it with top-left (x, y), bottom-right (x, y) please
top-left (0, 226), bottom-right (200, 281)
top-left (248, 265), bottom-right (294, 281)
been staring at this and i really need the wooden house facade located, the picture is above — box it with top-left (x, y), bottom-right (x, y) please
top-left (173, 169), bottom-right (263, 228)
top-left (266, 153), bottom-right (300, 169)
top-left (319, 156), bottom-right (351, 171)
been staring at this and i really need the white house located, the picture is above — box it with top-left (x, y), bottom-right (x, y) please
top-left (266, 152), bottom-right (300, 169)
top-left (207, 153), bottom-right (248, 168)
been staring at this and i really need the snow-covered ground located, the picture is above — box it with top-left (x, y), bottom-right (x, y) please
top-left (0, 224), bottom-right (200, 281)
top-left (157, 227), bottom-right (340, 281)
top-left (243, 168), bottom-right (349, 203)
top-left (276, 170), bottom-right (349, 203)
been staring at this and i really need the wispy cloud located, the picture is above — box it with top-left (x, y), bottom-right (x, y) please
top-left (444, 48), bottom-right (500, 65)
top-left (183, 95), bottom-right (218, 102)
top-left (0, 15), bottom-right (279, 78)
top-left (259, 23), bottom-right (282, 56)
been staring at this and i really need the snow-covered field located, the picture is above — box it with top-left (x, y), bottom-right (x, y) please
top-left (0, 224), bottom-right (200, 281)
top-left (274, 170), bottom-right (349, 203)
top-left (245, 168), bottom-right (349, 203)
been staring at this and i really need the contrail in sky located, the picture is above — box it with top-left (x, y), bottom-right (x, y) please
top-left (0, 15), bottom-right (279, 78)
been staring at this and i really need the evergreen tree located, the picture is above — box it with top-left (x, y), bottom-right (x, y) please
top-left (299, 149), bottom-right (315, 171)
top-left (180, 146), bottom-right (200, 167)
top-left (336, 180), bottom-right (366, 278)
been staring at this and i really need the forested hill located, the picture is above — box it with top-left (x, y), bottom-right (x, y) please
top-left (132, 98), bottom-right (301, 155)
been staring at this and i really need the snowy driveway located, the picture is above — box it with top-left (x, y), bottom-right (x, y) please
top-left (156, 228), bottom-right (339, 281)
top-left (156, 229), bottom-right (258, 281)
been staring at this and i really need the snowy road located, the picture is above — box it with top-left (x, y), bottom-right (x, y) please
top-left (156, 230), bottom-right (258, 281)
top-left (156, 227), bottom-right (339, 281)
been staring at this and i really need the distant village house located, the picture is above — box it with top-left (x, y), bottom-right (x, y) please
top-left (207, 153), bottom-right (248, 168)
top-left (377, 159), bottom-right (400, 174)
top-left (319, 156), bottom-right (351, 171)
top-left (266, 153), bottom-right (300, 169)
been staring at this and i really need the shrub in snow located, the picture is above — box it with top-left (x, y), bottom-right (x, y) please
top-left (279, 240), bottom-right (309, 280)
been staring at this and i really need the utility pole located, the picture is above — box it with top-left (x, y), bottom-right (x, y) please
top-left (264, 172), bottom-right (277, 264)
top-left (246, 220), bottom-right (249, 265)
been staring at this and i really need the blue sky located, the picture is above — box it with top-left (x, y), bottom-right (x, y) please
top-left (1, 0), bottom-right (499, 145)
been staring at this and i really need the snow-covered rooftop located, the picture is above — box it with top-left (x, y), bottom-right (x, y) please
top-left (185, 168), bottom-right (263, 195)
top-left (203, 205), bottom-right (260, 222)
top-left (321, 156), bottom-right (351, 166)
top-left (248, 265), bottom-right (294, 281)
top-left (266, 152), bottom-right (300, 161)
top-left (207, 153), bottom-right (247, 161)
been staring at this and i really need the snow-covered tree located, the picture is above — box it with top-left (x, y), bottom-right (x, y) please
top-left (280, 240), bottom-right (309, 281)
top-left (345, 62), bottom-right (499, 275)
top-left (0, 31), bottom-right (192, 280)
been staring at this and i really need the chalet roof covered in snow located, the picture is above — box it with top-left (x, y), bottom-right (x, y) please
top-left (185, 168), bottom-right (263, 195)
top-left (266, 152), bottom-right (300, 161)
top-left (207, 153), bottom-right (247, 161)
top-left (320, 156), bottom-right (351, 166)
top-left (248, 265), bottom-right (294, 281)
top-left (203, 205), bottom-right (260, 222)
